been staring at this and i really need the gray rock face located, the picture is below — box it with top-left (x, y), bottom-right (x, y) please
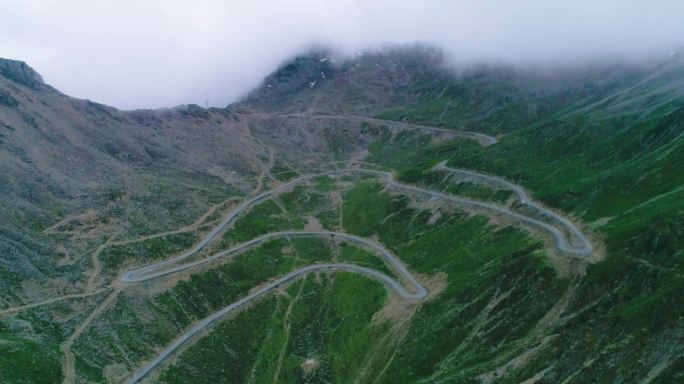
top-left (0, 58), bottom-right (45, 90)
top-left (0, 89), bottom-right (18, 107)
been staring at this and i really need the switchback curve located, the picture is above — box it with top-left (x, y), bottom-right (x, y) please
top-left (121, 125), bottom-right (594, 382)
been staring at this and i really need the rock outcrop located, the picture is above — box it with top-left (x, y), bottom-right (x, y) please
top-left (0, 58), bottom-right (46, 90)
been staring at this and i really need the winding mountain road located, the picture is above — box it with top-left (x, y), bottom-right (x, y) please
top-left (0, 115), bottom-right (594, 383)
top-left (122, 170), bottom-right (593, 382)
top-left (122, 166), bottom-right (592, 287)
top-left (121, 122), bottom-right (593, 382)
top-left (434, 161), bottom-right (593, 254)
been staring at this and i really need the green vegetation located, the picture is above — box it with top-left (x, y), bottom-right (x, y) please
top-left (278, 186), bottom-right (330, 222)
top-left (361, 59), bottom-right (684, 381)
top-left (366, 130), bottom-right (439, 172)
top-left (160, 296), bottom-right (280, 383)
top-left (221, 200), bottom-right (300, 245)
top-left (440, 104), bottom-right (684, 222)
top-left (271, 161), bottom-right (300, 182)
top-left (339, 177), bottom-right (569, 382)
top-left (160, 272), bottom-right (388, 384)
top-left (341, 180), bottom-right (404, 237)
top-left (371, 74), bottom-right (532, 135)
top-left (401, 166), bottom-right (513, 203)
top-left (287, 237), bottom-right (333, 263)
top-left (0, 323), bottom-right (62, 384)
top-left (220, 181), bottom-right (340, 248)
top-left (444, 181), bottom-right (512, 203)
top-left (337, 242), bottom-right (395, 277)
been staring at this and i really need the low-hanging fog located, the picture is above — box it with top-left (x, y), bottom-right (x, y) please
top-left (1, 0), bottom-right (682, 109)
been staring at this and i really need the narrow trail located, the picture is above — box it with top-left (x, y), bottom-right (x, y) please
top-left (0, 198), bottom-right (240, 317)
top-left (245, 294), bottom-right (283, 384)
top-left (254, 143), bottom-right (276, 195)
top-left (85, 236), bottom-right (118, 293)
top-left (0, 288), bottom-right (110, 316)
top-left (62, 289), bottom-right (121, 384)
top-left (43, 210), bottom-right (98, 234)
top-left (239, 113), bottom-right (499, 146)
top-left (109, 197), bottom-right (239, 247)
top-left (273, 277), bottom-right (306, 383)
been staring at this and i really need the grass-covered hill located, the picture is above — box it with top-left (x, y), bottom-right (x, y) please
top-left (1, 45), bottom-right (683, 383)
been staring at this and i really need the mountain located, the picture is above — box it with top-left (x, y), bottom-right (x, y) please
top-left (1, 46), bottom-right (683, 383)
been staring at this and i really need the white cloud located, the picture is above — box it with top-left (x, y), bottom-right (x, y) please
top-left (1, 0), bottom-right (682, 109)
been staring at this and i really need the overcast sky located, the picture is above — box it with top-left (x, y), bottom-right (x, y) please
top-left (1, 1), bottom-right (682, 109)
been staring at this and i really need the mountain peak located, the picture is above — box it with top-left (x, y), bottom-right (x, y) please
top-left (0, 58), bottom-right (46, 90)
